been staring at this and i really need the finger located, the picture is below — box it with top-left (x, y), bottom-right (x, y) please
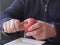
top-left (26, 28), bottom-right (46, 40)
top-left (26, 28), bottom-right (42, 36)
top-left (35, 30), bottom-right (46, 40)
top-left (28, 23), bottom-right (41, 31)
top-left (35, 33), bottom-right (46, 41)
top-left (6, 21), bottom-right (12, 33)
top-left (10, 19), bottom-right (16, 33)
top-left (14, 19), bottom-right (21, 31)
top-left (3, 22), bottom-right (7, 32)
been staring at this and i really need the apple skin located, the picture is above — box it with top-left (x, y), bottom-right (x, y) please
top-left (23, 18), bottom-right (37, 32)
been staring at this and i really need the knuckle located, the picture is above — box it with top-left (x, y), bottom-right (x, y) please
top-left (15, 19), bottom-right (20, 22)
top-left (6, 21), bottom-right (9, 24)
top-left (11, 19), bottom-right (15, 21)
top-left (15, 20), bottom-right (20, 24)
top-left (37, 23), bottom-right (40, 28)
top-left (37, 22), bottom-right (42, 28)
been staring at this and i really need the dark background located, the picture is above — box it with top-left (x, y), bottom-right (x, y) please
top-left (0, 0), bottom-right (14, 11)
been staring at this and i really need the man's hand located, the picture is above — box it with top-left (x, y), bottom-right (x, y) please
top-left (3, 19), bottom-right (23, 33)
top-left (26, 21), bottom-right (56, 40)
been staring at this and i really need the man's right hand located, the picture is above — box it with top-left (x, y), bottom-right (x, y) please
top-left (3, 19), bottom-right (23, 33)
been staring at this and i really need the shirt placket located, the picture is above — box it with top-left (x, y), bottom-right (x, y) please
top-left (41, 0), bottom-right (49, 21)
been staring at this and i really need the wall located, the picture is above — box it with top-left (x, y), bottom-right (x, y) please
top-left (0, 0), bottom-right (14, 40)
top-left (0, 0), bottom-right (14, 11)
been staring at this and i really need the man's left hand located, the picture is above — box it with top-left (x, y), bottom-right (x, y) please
top-left (26, 21), bottom-right (56, 40)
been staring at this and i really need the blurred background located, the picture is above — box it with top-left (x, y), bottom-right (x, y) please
top-left (0, 0), bottom-right (14, 11)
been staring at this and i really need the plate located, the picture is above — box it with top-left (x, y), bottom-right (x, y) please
top-left (4, 38), bottom-right (45, 45)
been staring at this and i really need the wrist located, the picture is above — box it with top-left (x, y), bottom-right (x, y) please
top-left (50, 24), bottom-right (57, 38)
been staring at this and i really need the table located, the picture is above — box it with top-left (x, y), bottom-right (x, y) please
top-left (0, 38), bottom-right (55, 45)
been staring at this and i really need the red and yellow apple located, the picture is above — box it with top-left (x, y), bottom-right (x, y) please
top-left (23, 18), bottom-right (37, 32)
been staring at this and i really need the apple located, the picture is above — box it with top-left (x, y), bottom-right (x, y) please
top-left (23, 18), bottom-right (37, 32)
